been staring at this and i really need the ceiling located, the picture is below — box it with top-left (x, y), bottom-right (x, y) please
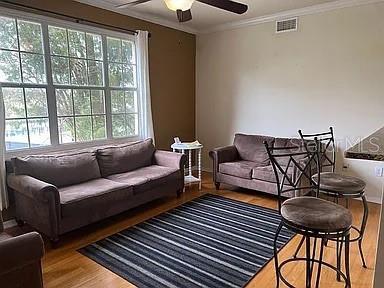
top-left (75, 0), bottom-right (352, 33)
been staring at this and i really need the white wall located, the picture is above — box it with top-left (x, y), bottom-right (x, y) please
top-left (196, 3), bottom-right (384, 203)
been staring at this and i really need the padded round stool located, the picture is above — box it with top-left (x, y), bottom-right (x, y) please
top-left (276, 197), bottom-right (352, 288)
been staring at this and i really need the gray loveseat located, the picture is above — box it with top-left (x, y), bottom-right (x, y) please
top-left (7, 139), bottom-right (186, 244)
top-left (210, 133), bottom-right (307, 196)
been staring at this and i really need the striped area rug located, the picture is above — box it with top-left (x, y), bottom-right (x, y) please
top-left (79, 194), bottom-right (294, 288)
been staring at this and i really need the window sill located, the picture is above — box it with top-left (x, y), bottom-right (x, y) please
top-left (5, 136), bottom-right (142, 159)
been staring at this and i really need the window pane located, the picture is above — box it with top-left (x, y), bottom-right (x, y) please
top-left (88, 60), bottom-right (103, 86)
top-left (91, 90), bottom-right (105, 114)
top-left (58, 117), bottom-right (75, 143)
top-left (0, 50), bottom-right (21, 83)
top-left (111, 90), bottom-right (125, 113)
top-left (73, 89), bottom-right (91, 115)
top-left (49, 26), bottom-right (68, 56)
top-left (107, 37), bottom-right (121, 62)
top-left (70, 58), bottom-right (87, 86)
top-left (2, 87), bottom-right (25, 118)
top-left (28, 118), bottom-right (50, 147)
top-left (108, 63), bottom-right (122, 87)
top-left (0, 16), bottom-right (18, 50)
top-left (5, 119), bottom-right (28, 150)
top-left (18, 20), bottom-right (43, 53)
top-left (86, 33), bottom-right (102, 60)
top-left (122, 64), bottom-right (136, 87)
top-left (21, 53), bottom-right (46, 84)
top-left (51, 56), bottom-right (70, 84)
top-left (25, 88), bottom-right (48, 117)
top-left (112, 114), bottom-right (126, 137)
top-left (56, 89), bottom-right (73, 116)
top-left (125, 91), bottom-right (137, 113)
top-left (75, 116), bottom-right (92, 142)
top-left (93, 115), bottom-right (106, 139)
top-left (122, 40), bottom-right (135, 64)
top-left (68, 30), bottom-right (86, 58)
top-left (127, 114), bottom-right (138, 136)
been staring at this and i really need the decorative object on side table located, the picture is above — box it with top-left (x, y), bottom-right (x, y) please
top-left (171, 139), bottom-right (203, 190)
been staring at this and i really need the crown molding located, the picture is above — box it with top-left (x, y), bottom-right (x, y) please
top-left (76, 0), bottom-right (384, 35)
top-left (201, 0), bottom-right (384, 34)
top-left (75, 0), bottom-right (198, 34)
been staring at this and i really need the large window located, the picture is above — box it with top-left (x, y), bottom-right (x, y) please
top-left (0, 12), bottom-right (140, 151)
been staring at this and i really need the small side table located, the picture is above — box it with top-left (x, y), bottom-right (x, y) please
top-left (171, 142), bottom-right (203, 190)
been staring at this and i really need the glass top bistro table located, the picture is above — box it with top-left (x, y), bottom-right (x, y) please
top-left (171, 141), bottom-right (203, 190)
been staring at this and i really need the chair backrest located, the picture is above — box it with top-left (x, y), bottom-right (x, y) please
top-left (298, 127), bottom-right (336, 173)
top-left (264, 139), bottom-right (321, 212)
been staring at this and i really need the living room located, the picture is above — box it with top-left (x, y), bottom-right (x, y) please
top-left (0, 0), bottom-right (383, 287)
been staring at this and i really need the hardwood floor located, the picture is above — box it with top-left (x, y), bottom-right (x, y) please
top-left (9, 172), bottom-right (381, 287)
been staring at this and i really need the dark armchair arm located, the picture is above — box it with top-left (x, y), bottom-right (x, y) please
top-left (154, 150), bottom-right (187, 169)
top-left (0, 232), bottom-right (44, 275)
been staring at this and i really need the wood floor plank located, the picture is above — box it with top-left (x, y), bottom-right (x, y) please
top-left (7, 172), bottom-right (380, 287)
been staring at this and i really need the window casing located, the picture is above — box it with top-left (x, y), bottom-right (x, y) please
top-left (0, 9), bottom-right (141, 153)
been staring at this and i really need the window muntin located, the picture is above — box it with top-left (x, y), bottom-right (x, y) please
top-left (0, 12), bottom-right (140, 152)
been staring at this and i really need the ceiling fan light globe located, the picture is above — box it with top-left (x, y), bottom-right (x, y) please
top-left (164, 0), bottom-right (195, 11)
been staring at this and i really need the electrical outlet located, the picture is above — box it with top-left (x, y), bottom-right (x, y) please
top-left (342, 163), bottom-right (349, 171)
top-left (375, 167), bottom-right (384, 177)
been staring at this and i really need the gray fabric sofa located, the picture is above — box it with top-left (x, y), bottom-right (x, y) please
top-left (7, 139), bottom-right (186, 243)
top-left (0, 213), bottom-right (44, 288)
top-left (210, 133), bottom-right (307, 196)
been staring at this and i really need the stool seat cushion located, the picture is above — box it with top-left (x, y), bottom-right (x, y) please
top-left (281, 196), bottom-right (352, 232)
top-left (312, 172), bottom-right (366, 194)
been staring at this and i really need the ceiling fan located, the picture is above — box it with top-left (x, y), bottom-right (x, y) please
top-left (116, 0), bottom-right (248, 23)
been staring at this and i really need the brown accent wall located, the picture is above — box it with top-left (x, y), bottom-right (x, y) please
top-left (6, 0), bottom-right (196, 150)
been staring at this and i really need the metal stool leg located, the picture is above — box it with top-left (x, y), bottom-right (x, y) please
top-left (274, 222), bottom-right (284, 288)
top-left (293, 235), bottom-right (305, 258)
top-left (345, 234), bottom-right (352, 287)
top-left (359, 194), bottom-right (369, 268)
top-left (315, 238), bottom-right (325, 288)
top-left (306, 236), bottom-right (313, 288)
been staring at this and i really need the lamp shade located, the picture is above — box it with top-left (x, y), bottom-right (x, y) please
top-left (164, 0), bottom-right (195, 11)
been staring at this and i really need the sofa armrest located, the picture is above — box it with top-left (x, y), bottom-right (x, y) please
top-left (209, 145), bottom-right (238, 165)
top-left (154, 150), bottom-right (187, 169)
top-left (0, 232), bottom-right (44, 275)
top-left (7, 174), bottom-right (59, 204)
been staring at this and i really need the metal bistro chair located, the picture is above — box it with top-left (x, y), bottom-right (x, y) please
top-left (299, 127), bottom-right (368, 268)
top-left (264, 140), bottom-right (352, 288)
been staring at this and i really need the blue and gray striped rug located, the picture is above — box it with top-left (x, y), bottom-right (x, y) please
top-left (79, 194), bottom-right (294, 288)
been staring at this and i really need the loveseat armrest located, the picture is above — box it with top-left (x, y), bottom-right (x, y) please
top-left (209, 145), bottom-right (238, 165)
top-left (154, 150), bottom-right (187, 169)
top-left (0, 232), bottom-right (44, 275)
top-left (7, 174), bottom-right (59, 204)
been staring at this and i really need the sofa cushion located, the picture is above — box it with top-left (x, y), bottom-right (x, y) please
top-left (12, 151), bottom-right (101, 187)
top-left (219, 160), bottom-right (260, 179)
top-left (59, 178), bottom-right (132, 217)
top-left (252, 165), bottom-right (294, 183)
top-left (97, 139), bottom-right (155, 177)
top-left (107, 165), bottom-right (179, 194)
top-left (233, 134), bottom-right (274, 165)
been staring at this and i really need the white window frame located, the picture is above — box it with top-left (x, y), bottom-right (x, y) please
top-left (1, 8), bottom-right (143, 158)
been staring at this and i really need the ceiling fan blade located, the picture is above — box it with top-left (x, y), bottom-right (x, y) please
top-left (116, 0), bottom-right (152, 9)
top-left (176, 9), bottom-right (193, 23)
top-left (197, 0), bottom-right (248, 14)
